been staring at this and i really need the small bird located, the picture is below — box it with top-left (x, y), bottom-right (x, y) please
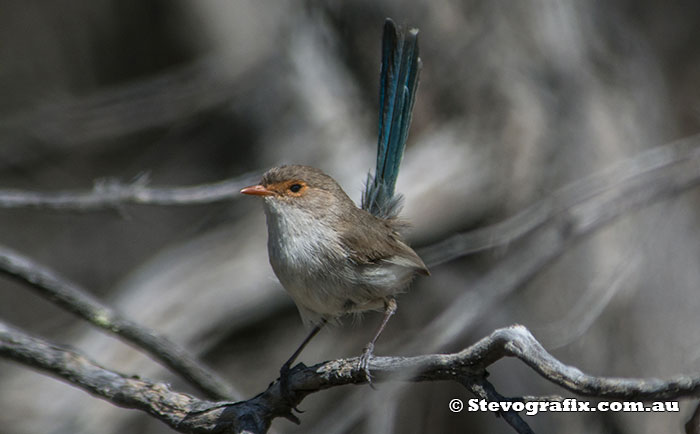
top-left (241, 19), bottom-right (426, 386)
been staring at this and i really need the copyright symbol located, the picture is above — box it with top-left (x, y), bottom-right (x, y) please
top-left (449, 398), bottom-right (464, 413)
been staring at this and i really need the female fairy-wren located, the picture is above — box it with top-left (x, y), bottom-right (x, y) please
top-left (241, 18), bottom-right (427, 385)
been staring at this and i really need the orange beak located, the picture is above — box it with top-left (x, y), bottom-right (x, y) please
top-left (240, 184), bottom-right (274, 196)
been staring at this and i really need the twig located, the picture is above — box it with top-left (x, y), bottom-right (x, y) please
top-left (464, 377), bottom-right (535, 434)
top-left (415, 133), bottom-right (700, 352)
top-left (0, 321), bottom-right (215, 429)
top-left (0, 171), bottom-right (260, 211)
top-left (533, 256), bottom-right (637, 349)
top-left (0, 136), bottom-right (696, 228)
top-left (0, 55), bottom-right (256, 167)
top-left (488, 326), bottom-right (700, 400)
top-left (686, 401), bottom-right (700, 434)
top-left (2, 322), bottom-right (698, 434)
top-left (419, 132), bottom-right (700, 266)
top-left (1, 133), bottom-right (695, 430)
top-left (0, 245), bottom-right (236, 401)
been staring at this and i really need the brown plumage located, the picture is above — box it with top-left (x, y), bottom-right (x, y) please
top-left (249, 165), bottom-right (427, 320)
top-left (242, 164), bottom-right (428, 384)
top-left (260, 165), bottom-right (427, 274)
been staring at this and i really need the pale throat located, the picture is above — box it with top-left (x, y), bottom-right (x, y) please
top-left (263, 199), bottom-right (345, 271)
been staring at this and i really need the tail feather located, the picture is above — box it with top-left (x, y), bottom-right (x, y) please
top-left (362, 18), bottom-right (421, 218)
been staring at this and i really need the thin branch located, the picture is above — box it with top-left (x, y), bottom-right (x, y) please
top-left (0, 135), bottom-right (696, 224)
top-left (686, 401), bottom-right (700, 434)
top-left (419, 133), bottom-right (700, 266)
top-left (489, 327), bottom-right (700, 400)
top-left (464, 377), bottom-right (535, 434)
top-left (0, 321), bottom-right (215, 430)
top-left (2, 322), bottom-right (698, 434)
top-left (1, 136), bottom-right (698, 431)
top-left (0, 245), bottom-right (236, 401)
top-left (0, 171), bottom-right (260, 211)
top-left (533, 256), bottom-right (637, 349)
top-left (0, 55), bottom-right (259, 167)
top-left (415, 133), bottom-right (700, 352)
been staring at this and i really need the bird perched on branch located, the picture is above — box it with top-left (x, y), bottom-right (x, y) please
top-left (241, 18), bottom-right (427, 386)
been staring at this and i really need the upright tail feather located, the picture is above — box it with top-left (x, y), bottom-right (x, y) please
top-left (362, 18), bottom-right (421, 219)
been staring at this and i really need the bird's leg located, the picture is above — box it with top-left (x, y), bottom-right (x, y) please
top-left (280, 319), bottom-right (326, 407)
top-left (359, 297), bottom-right (397, 387)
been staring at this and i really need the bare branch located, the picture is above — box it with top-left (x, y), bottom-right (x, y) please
top-left (0, 55), bottom-right (259, 167)
top-left (0, 245), bottom-right (236, 401)
top-left (2, 322), bottom-right (697, 434)
top-left (0, 171), bottom-right (260, 211)
top-left (0, 321), bottom-right (220, 431)
top-left (415, 134), bottom-right (700, 352)
top-left (0, 135), bottom-right (696, 227)
top-left (487, 326), bottom-right (700, 400)
top-left (1, 135), bottom-right (697, 430)
top-left (686, 402), bottom-right (700, 434)
top-left (419, 133), bottom-right (700, 266)
top-left (464, 378), bottom-right (535, 434)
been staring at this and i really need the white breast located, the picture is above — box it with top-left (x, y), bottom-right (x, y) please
top-left (263, 200), bottom-right (347, 322)
top-left (262, 199), bottom-right (413, 325)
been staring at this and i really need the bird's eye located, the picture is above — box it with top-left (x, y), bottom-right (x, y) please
top-left (289, 183), bottom-right (302, 193)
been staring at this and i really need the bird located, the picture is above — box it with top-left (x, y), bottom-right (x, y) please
top-left (241, 18), bottom-right (426, 389)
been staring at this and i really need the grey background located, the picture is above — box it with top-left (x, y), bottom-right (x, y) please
top-left (0, 0), bottom-right (699, 433)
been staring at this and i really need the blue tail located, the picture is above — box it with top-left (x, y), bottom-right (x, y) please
top-left (362, 18), bottom-right (421, 218)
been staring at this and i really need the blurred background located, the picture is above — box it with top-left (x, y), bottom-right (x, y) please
top-left (1, 0), bottom-right (699, 433)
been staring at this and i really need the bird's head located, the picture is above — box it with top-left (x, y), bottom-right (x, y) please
top-left (241, 165), bottom-right (355, 218)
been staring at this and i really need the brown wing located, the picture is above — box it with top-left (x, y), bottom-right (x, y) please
top-left (339, 208), bottom-right (429, 275)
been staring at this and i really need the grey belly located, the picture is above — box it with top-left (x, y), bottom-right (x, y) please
top-left (276, 260), bottom-right (412, 318)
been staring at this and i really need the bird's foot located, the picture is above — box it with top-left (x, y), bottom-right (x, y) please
top-left (358, 343), bottom-right (377, 389)
top-left (279, 362), bottom-right (304, 413)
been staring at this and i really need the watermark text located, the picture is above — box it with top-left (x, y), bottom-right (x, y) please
top-left (448, 398), bottom-right (679, 415)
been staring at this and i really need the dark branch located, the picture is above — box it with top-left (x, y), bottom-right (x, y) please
top-left (686, 402), bottom-right (700, 434)
top-left (0, 321), bottom-right (217, 431)
top-left (2, 322), bottom-right (698, 434)
top-left (464, 377), bottom-right (535, 434)
top-left (0, 245), bottom-right (235, 401)
top-left (0, 135), bottom-right (698, 431)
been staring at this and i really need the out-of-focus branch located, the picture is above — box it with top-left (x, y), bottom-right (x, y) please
top-left (0, 172), bottom-right (260, 211)
top-left (2, 323), bottom-right (698, 434)
top-left (0, 135), bottom-right (697, 230)
top-left (415, 133), bottom-right (700, 352)
top-left (420, 133), bottom-right (700, 266)
top-left (686, 402), bottom-right (700, 434)
top-left (0, 132), bottom-right (695, 429)
top-left (0, 245), bottom-right (236, 401)
top-left (0, 55), bottom-right (257, 167)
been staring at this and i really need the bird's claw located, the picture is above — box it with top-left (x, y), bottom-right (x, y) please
top-left (359, 343), bottom-right (376, 389)
top-left (279, 361), bottom-right (310, 413)
top-left (279, 362), bottom-right (299, 409)
top-left (281, 410), bottom-right (301, 425)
